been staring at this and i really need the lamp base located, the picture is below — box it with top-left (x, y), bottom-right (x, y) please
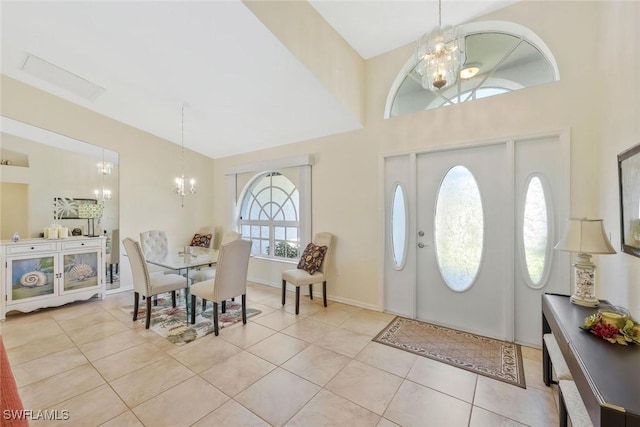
top-left (570, 294), bottom-right (599, 307)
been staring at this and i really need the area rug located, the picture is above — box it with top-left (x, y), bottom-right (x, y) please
top-left (373, 317), bottom-right (526, 388)
top-left (120, 296), bottom-right (261, 346)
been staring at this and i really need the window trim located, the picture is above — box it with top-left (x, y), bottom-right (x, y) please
top-left (227, 155), bottom-right (312, 262)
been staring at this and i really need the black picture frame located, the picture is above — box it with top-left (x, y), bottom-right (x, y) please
top-left (618, 143), bottom-right (640, 258)
top-left (54, 197), bottom-right (97, 220)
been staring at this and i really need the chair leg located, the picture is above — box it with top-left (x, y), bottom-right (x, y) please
top-left (153, 295), bottom-right (158, 306)
top-left (202, 298), bottom-right (207, 312)
top-left (323, 281), bottom-right (327, 307)
top-left (309, 284), bottom-right (313, 300)
top-left (221, 300), bottom-right (226, 313)
top-left (242, 294), bottom-right (247, 324)
top-left (213, 302), bottom-right (219, 336)
top-left (190, 295), bottom-right (197, 324)
top-left (133, 292), bottom-right (140, 321)
top-left (295, 286), bottom-right (300, 315)
top-left (171, 291), bottom-right (177, 308)
top-left (145, 297), bottom-right (152, 329)
top-left (282, 279), bottom-right (286, 306)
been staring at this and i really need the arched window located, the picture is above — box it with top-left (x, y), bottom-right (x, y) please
top-left (239, 172), bottom-right (300, 259)
top-left (385, 21), bottom-right (559, 118)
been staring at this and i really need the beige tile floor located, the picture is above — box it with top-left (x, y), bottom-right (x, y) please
top-left (1, 282), bottom-right (559, 427)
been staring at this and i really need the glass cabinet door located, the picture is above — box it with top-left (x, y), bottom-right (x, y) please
top-left (63, 251), bottom-right (99, 292)
top-left (9, 255), bottom-right (56, 302)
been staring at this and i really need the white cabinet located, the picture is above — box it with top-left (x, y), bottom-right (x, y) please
top-left (1, 237), bottom-right (106, 320)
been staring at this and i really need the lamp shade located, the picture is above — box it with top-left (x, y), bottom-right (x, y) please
top-left (554, 218), bottom-right (616, 254)
top-left (78, 203), bottom-right (103, 219)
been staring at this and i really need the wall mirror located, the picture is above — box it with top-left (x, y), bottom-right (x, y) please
top-left (618, 142), bottom-right (640, 258)
top-left (0, 116), bottom-right (120, 290)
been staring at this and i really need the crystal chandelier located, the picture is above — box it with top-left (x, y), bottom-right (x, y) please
top-left (94, 188), bottom-right (112, 202)
top-left (415, 0), bottom-right (462, 91)
top-left (174, 104), bottom-right (196, 207)
top-left (96, 161), bottom-right (113, 175)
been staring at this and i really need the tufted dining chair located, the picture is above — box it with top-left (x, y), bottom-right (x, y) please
top-left (139, 230), bottom-right (171, 276)
top-left (282, 232), bottom-right (334, 314)
top-left (123, 238), bottom-right (188, 329)
top-left (189, 239), bottom-right (251, 335)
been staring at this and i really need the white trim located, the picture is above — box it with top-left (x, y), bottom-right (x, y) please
top-left (252, 278), bottom-right (382, 312)
top-left (505, 140), bottom-right (516, 343)
top-left (225, 154), bottom-right (314, 175)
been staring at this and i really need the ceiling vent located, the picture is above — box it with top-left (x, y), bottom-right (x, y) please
top-left (20, 53), bottom-right (105, 100)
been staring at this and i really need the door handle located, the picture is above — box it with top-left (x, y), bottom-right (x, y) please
top-left (418, 242), bottom-right (426, 248)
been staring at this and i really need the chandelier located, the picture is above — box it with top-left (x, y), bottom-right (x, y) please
top-left (94, 188), bottom-right (112, 202)
top-left (174, 104), bottom-right (196, 207)
top-left (96, 161), bottom-right (113, 175)
top-left (415, 0), bottom-right (463, 91)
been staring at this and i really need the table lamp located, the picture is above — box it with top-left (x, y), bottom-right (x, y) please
top-left (78, 203), bottom-right (103, 237)
top-left (554, 218), bottom-right (616, 307)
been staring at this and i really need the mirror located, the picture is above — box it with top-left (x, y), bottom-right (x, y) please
top-left (0, 116), bottom-right (120, 290)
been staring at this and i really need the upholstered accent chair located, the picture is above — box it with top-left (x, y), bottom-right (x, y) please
top-left (189, 239), bottom-right (251, 335)
top-left (123, 237), bottom-right (188, 329)
top-left (282, 232), bottom-right (334, 314)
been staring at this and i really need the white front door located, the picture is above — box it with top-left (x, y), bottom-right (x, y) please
top-left (382, 134), bottom-right (569, 345)
top-left (416, 143), bottom-right (512, 340)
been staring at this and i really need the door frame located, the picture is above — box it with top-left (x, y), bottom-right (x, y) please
top-left (380, 129), bottom-right (571, 344)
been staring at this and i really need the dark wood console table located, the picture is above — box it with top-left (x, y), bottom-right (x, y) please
top-left (542, 294), bottom-right (640, 427)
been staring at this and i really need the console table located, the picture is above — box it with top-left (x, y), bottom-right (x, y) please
top-left (542, 294), bottom-right (640, 427)
top-left (1, 237), bottom-right (106, 320)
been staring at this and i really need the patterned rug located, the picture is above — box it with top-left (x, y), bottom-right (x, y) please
top-left (120, 296), bottom-right (261, 346)
top-left (373, 317), bottom-right (526, 388)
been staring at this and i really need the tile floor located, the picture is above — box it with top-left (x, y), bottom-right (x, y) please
top-left (1, 282), bottom-right (560, 426)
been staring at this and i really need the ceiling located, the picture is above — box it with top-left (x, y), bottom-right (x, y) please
top-left (1, 1), bottom-right (518, 160)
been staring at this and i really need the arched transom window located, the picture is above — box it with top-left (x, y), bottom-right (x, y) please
top-left (239, 172), bottom-right (300, 259)
top-left (385, 21), bottom-right (559, 118)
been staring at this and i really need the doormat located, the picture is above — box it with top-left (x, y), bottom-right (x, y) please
top-left (373, 317), bottom-right (526, 388)
top-left (121, 296), bottom-right (261, 346)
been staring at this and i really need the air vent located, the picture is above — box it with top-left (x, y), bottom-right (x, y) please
top-left (20, 53), bottom-right (105, 100)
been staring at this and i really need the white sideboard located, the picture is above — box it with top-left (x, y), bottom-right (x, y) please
top-left (1, 236), bottom-right (106, 320)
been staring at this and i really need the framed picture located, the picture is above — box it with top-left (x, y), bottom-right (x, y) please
top-left (54, 197), bottom-right (97, 219)
top-left (618, 143), bottom-right (640, 257)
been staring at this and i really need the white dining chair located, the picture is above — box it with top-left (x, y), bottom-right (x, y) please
top-left (189, 239), bottom-right (251, 335)
top-left (123, 237), bottom-right (188, 329)
top-left (282, 232), bottom-right (334, 314)
top-left (190, 230), bottom-right (241, 283)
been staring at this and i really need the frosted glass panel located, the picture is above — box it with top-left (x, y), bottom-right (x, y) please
top-left (523, 176), bottom-right (548, 286)
top-left (391, 184), bottom-right (407, 268)
top-left (435, 166), bottom-right (484, 291)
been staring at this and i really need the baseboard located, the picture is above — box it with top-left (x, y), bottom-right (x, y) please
top-left (249, 276), bottom-right (382, 312)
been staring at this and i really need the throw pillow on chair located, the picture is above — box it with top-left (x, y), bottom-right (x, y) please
top-left (297, 243), bottom-right (327, 274)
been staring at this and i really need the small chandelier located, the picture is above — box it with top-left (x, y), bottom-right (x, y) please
top-left (94, 188), bottom-right (112, 202)
top-left (415, 0), bottom-right (463, 91)
top-left (96, 161), bottom-right (113, 175)
top-left (174, 104), bottom-right (196, 207)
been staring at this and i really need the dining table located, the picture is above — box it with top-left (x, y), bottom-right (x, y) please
top-left (144, 246), bottom-right (219, 322)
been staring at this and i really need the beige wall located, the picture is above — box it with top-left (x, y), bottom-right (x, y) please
top-left (1, 1), bottom-right (638, 316)
top-left (0, 76), bottom-right (216, 287)
top-left (597, 1), bottom-right (640, 317)
top-left (213, 1), bottom-right (640, 315)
